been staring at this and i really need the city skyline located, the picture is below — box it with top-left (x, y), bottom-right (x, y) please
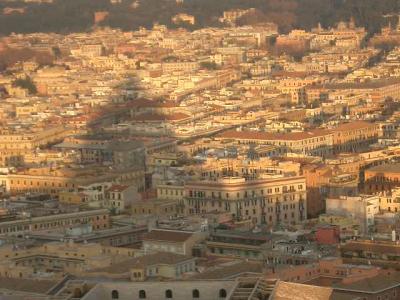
top-left (0, 1), bottom-right (400, 299)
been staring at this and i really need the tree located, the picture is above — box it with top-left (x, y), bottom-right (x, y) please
top-left (12, 76), bottom-right (37, 94)
top-left (0, 0), bottom-right (398, 35)
top-left (52, 46), bottom-right (62, 59)
top-left (200, 61), bottom-right (218, 70)
top-left (0, 47), bottom-right (54, 71)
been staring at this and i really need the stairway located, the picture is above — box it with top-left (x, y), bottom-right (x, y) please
top-left (249, 278), bottom-right (277, 300)
top-left (227, 277), bottom-right (278, 300)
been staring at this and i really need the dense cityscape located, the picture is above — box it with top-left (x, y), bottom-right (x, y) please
top-left (2, 0), bottom-right (400, 299)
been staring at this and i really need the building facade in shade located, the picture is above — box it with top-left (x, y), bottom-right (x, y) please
top-left (302, 164), bottom-right (331, 218)
top-left (0, 209), bottom-right (110, 235)
top-left (184, 176), bottom-right (307, 226)
top-left (27, 225), bottom-right (147, 247)
top-left (330, 121), bottom-right (380, 154)
top-left (0, 126), bottom-right (70, 167)
top-left (0, 166), bottom-right (145, 196)
top-left (0, 241), bottom-right (141, 280)
top-left (54, 136), bottom-right (146, 168)
top-left (363, 163), bottom-right (400, 194)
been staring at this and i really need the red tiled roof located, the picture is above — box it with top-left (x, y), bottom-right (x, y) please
top-left (332, 121), bottom-right (376, 132)
top-left (274, 281), bottom-right (333, 300)
top-left (218, 129), bottom-right (330, 141)
top-left (107, 184), bottom-right (129, 192)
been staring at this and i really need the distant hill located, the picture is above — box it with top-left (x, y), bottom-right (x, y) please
top-left (0, 0), bottom-right (398, 35)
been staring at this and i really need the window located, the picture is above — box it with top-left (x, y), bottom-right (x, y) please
top-left (166, 289), bottom-right (173, 298)
top-left (139, 290), bottom-right (146, 299)
top-left (111, 290), bottom-right (119, 299)
top-left (192, 289), bottom-right (200, 298)
top-left (219, 289), bottom-right (227, 298)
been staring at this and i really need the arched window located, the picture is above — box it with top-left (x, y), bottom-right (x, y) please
top-left (111, 290), bottom-right (119, 299)
top-left (192, 289), bottom-right (200, 298)
top-left (139, 290), bottom-right (146, 299)
top-left (219, 289), bottom-right (227, 298)
top-left (165, 289), bottom-right (173, 298)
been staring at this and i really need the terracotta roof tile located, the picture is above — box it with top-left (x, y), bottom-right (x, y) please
top-left (218, 129), bottom-right (330, 141)
top-left (274, 281), bottom-right (333, 300)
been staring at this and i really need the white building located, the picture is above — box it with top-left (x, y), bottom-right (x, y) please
top-left (326, 195), bottom-right (379, 234)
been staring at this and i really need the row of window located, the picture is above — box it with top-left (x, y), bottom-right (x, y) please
top-left (0, 214), bottom-right (108, 234)
top-left (10, 180), bottom-right (75, 189)
top-left (188, 185), bottom-right (303, 199)
top-left (159, 189), bottom-right (184, 196)
top-left (111, 289), bottom-right (227, 299)
top-left (187, 195), bottom-right (303, 208)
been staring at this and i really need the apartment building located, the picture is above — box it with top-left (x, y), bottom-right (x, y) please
top-left (341, 239), bottom-right (400, 270)
top-left (364, 163), bottom-right (400, 193)
top-left (331, 121), bottom-right (380, 153)
top-left (0, 240), bottom-right (139, 280)
top-left (315, 78), bottom-right (400, 103)
top-left (142, 229), bottom-right (207, 256)
top-left (218, 121), bottom-right (379, 157)
top-left (187, 156), bottom-right (301, 181)
top-left (0, 166), bottom-right (145, 196)
top-left (88, 251), bottom-right (197, 281)
top-left (161, 61), bottom-right (199, 73)
top-left (0, 126), bottom-right (70, 167)
top-left (184, 176), bottom-right (307, 226)
top-left (0, 209), bottom-right (110, 235)
top-left (218, 129), bottom-right (333, 157)
top-left (326, 195), bottom-right (380, 234)
top-left (55, 137), bottom-right (146, 168)
top-left (105, 184), bottom-right (138, 214)
top-left (379, 187), bottom-right (400, 213)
